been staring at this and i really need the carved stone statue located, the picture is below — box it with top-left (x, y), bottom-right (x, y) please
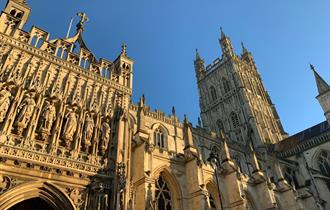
top-left (100, 118), bottom-right (111, 152)
top-left (40, 101), bottom-right (56, 132)
top-left (0, 87), bottom-right (11, 123)
top-left (83, 113), bottom-right (94, 150)
top-left (63, 108), bottom-right (77, 143)
top-left (15, 94), bottom-right (35, 134)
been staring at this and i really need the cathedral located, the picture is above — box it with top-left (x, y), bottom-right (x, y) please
top-left (0, 0), bottom-right (329, 210)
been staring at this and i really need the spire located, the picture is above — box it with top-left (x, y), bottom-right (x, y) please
top-left (194, 48), bottom-right (205, 80)
top-left (310, 64), bottom-right (330, 95)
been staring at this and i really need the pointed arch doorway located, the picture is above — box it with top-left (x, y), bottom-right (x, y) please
top-left (9, 197), bottom-right (54, 210)
top-left (0, 182), bottom-right (76, 210)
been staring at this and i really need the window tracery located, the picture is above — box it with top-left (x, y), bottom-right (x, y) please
top-left (154, 127), bottom-right (165, 149)
top-left (317, 150), bottom-right (330, 190)
top-left (155, 176), bottom-right (172, 210)
top-left (284, 167), bottom-right (299, 188)
top-left (230, 112), bottom-right (240, 128)
top-left (222, 78), bottom-right (230, 93)
top-left (210, 86), bottom-right (217, 101)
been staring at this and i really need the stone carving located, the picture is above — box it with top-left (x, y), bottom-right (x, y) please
top-left (100, 118), bottom-right (111, 153)
top-left (0, 87), bottom-right (11, 123)
top-left (62, 108), bottom-right (78, 145)
top-left (15, 93), bottom-right (35, 135)
top-left (0, 175), bottom-right (11, 194)
top-left (69, 188), bottom-right (82, 208)
top-left (40, 101), bottom-right (56, 132)
top-left (83, 113), bottom-right (94, 151)
top-left (146, 183), bottom-right (155, 210)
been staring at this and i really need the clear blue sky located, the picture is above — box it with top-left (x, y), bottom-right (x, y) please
top-left (2, 0), bottom-right (329, 135)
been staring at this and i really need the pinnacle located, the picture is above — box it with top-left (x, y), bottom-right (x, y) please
top-left (220, 26), bottom-right (226, 39)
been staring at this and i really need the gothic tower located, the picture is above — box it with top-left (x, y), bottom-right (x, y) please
top-left (195, 28), bottom-right (287, 147)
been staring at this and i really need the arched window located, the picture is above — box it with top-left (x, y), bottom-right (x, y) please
top-left (155, 175), bottom-right (172, 210)
top-left (284, 167), bottom-right (299, 188)
top-left (154, 127), bottom-right (165, 149)
top-left (16, 12), bottom-right (23, 19)
top-left (10, 9), bottom-right (16, 16)
top-left (317, 151), bottom-right (330, 190)
top-left (230, 112), bottom-right (240, 128)
top-left (210, 86), bottom-right (217, 101)
top-left (222, 78), bottom-right (231, 93)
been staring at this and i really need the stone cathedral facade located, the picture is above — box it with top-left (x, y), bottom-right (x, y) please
top-left (0, 1), bottom-right (329, 210)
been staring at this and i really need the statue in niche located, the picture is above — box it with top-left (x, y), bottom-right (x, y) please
top-left (83, 113), bottom-right (94, 151)
top-left (0, 87), bottom-right (11, 123)
top-left (15, 94), bottom-right (35, 134)
top-left (100, 118), bottom-right (111, 153)
top-left (63, 108), bottom-right (78, 143)
top-left (40, 101), bottom-right (56, 132)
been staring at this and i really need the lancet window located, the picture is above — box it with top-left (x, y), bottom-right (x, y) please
top-left (154, 127), bottom-right (165, 149)
top-left (210, 86), bottom-right (217, 101)
top-left (230, 112), bottom-right (240, 128)
top-left (222, 78), bottom-right (231, 93)
top-left (317, 150), bottom-right (330, 190)
top-left (155, 176), bottom-right (172, 210)
top-left (284, 167), bottom-right (299, 188)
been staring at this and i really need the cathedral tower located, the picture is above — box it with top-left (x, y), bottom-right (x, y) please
top-left (195, 29), bottom-right (287, 147)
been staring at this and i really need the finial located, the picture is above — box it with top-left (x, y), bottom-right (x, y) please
top-left (172, 106), bottom-right (176, 116)
top-left (121, 43), bottom-right (127, 55)
top-left (310, 64), bottom-right (315, 71)
top-left (195, 48), bottom-right (201, 60)
top-left (76, 12), bottom-right (89, 31)
top-left (220, 26), bottom-right (226, 39)
top-left (138, 94), bottom-right (145, 107)
top-left (141, 94), bottom-right (145, 104)
top-left (241, 42), bottom-right (248, 54)
top-left (184, 114), bottom-right (189, 124)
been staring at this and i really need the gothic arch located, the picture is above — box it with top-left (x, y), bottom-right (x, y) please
top-left (0, 181), bottom-right (76, 210)
top-left (151, 122), bottom-right (169, 135)
top-left (311, 147), bottom-right (330, 191)
top-left (151, 123), bottom-right (169, 149)
top-left (209, 86), bottom-right (217, 101)
top-left (153, 166), bottom-right (183, 210)
top-left (311, 146), bottom-right (330, 168)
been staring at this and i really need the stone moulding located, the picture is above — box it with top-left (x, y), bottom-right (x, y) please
top-left (0, 34), bottom-right (132, 96)
top-left (0, 144), bottom-right (103, 175)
